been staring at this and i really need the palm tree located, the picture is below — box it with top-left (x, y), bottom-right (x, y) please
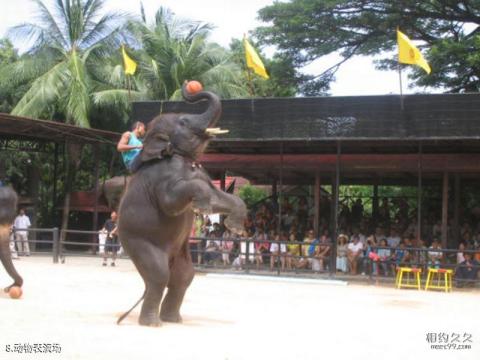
top-left (3, 0), bottom-right (129, 242)
top-left (128, 7), bottom-right (249, 100)
top-left (6, 0), bottom-right (130, 125)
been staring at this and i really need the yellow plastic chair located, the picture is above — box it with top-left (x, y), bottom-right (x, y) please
top-left (425, 268), bottom-right (453, 292)
top-left (395, 267), bottom-right (422, 290)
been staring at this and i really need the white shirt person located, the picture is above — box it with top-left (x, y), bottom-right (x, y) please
top-left (13, 209), bottom-right (31, 256)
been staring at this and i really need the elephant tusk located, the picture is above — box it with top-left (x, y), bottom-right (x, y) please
top-left (205, 128), bottom-right (229, 135)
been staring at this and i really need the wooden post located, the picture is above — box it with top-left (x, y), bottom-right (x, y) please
top-left (92, 144), bottom-right (101, 253)
top-left (453, 174), bottom-right (460, 247)
top-left (52, 143), bottom-right (59, 223)
top-left (220, 171), bottom-right (226, 225)
top-left (314, 171), bottom-right (321, 238)
top-left (330, 142), bottom-right (340, 276)
top-left (441, 172), bottom-right (449, 249)
top-left (372, 181), bottom-right (379, 220)
top-left (272, 179), bottom-right (277, 201)
top-left (417, 143), bottom-right (422, 243)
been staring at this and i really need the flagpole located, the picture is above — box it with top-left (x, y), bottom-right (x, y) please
top-left (398, 63), bottom-right (404, 111)
top-left (246, 68), bottom-right (255, 97)
top-left (127, 74), bottom-right (132, 102)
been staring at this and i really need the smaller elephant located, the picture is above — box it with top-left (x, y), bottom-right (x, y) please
top-left (0, 185), bottom-right (23, 292)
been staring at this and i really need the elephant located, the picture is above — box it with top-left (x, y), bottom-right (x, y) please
top-left (0, 185), bottom-right (23, 292)
top-left (117, 83), bottom-right (247, 326)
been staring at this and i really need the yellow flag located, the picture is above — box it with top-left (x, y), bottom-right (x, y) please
top-left (397, 29), bottom-right (431, 74)
top-left (244, 37), bottom-right (269, 79)
top-left (122, 45), bottom-right (137, 75)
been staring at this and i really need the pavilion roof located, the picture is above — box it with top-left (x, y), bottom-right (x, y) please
top-left (0, 113), bottom-right (120, 145)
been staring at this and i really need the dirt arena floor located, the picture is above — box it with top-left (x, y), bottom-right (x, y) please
top-left (1, 256), bottom-right (478, 360)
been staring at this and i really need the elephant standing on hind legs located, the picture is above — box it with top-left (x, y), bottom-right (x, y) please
top-left (117, 83), bottom-right (246, 327)
top-left (0, 185), bottom-right (23, 293)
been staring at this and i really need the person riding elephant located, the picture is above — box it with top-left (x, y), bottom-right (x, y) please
top-left (117, 82), bottom-right (246, 327)
top-left (0, 183), bottom-right (23, 293)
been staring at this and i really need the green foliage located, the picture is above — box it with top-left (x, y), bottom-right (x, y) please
top-left (0, 38), bottom-right (24, 112)
top-left (128, 7), bottom-right (249, 100)
top-left (238, 184), bottom-right (268, 207)
top-left (4, 0), bottom-right (129, 126)
top-left (228, 38), bottom-right (304, 97)
top-left (256, 0), bottom-right (480, 93)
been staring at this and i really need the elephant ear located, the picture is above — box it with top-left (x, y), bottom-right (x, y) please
top-left (140, 131), bottom-right (174, 163)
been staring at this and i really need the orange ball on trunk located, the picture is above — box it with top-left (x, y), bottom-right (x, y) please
top-left (9, 286), bottom-right (22, 299)
top-left (185, 80), bottom-right (203, 95)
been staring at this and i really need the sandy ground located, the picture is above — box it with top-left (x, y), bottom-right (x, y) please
top-left (0, 256), bottom-right (479, 360)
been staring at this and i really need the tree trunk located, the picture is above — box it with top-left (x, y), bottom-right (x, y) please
top-left (59, 143), bottom-right (82, 245)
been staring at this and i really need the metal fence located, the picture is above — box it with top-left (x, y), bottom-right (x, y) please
top-left (8, 228), bottom-right (480, 288)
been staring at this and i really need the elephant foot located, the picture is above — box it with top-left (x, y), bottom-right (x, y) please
top-left (160, 312), bottom-right (182, 323)
top-left (139, 314), bottom-right (162, 327)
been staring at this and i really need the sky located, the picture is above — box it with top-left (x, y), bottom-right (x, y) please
top-left (0, 0), bottom-right (428, 96)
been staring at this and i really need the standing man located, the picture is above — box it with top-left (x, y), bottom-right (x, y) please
top-left (117, 121), bottom-right (146, 172)
top-left (13, 209), bottom-right (31, 256)
top-left (101, 211), bottom-right (118, 267)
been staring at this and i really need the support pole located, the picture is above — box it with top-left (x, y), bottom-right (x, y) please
top-left (314, 171), bottom-right (321, 238)
top-left (277, 143), bottom-right (284, 235)
top-left (276, 143), bottom-right (284, 276)
top-left (441, 172), bottom-right (449, 249)
top-left (92, 144), bottom-right (101, 253)
top-left (272, 178), bottom-right (277, 202)
top-left (417, 143), bottom-right (422, 243)
top-left (220, 171), bottom-right (226, 226)
top-left (453, 174), bottom-right (460, 247)
top-left (330, 142), bottom-right (340, 277)
top-left (52, 143), bottom-right (59, 223)
top-left (372, 180), bottom-right (379, 221)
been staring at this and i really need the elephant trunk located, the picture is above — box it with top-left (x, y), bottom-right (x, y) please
top-left (0, 225), bottom-right (23, 288)
top-left (181, 83), bottom-right (222, 130)
top-left (0, 186), bottom-right (23, 288)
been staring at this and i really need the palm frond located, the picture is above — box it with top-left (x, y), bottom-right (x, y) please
top-left (93, 89), bottom-right (146, 108)
top-left (65, 49), bottom-right (91, 127)
top-left (31, 0), bottom-right (68, 48)
top-left (11, 60), bottom-right (69, 118)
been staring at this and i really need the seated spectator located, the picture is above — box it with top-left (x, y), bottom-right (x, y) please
top-left (347, 235), bottom-right (363, 275)
top-left (203, 236), bottom-right (221, 264)
top-left (303, 229), bottom-right (317, 269)
top-left (314, 233), bottom-right (330, 272)
top-left (394, 240), bottom-right (411, 268)
top-left (336, 234), bottom-right (349, 273)
top-left (232, 231), bottom-right (255, 269)
top-left (286, 232), bottom-right (301, 270)
top-left (387, 228), bottom-right (401, 248)
top-left (221, 230), bottom-right (234, 266)
top-left (417, 238), bottom-right (428, 269)
top-left (270, 232), bottom-right (287, 271)
top-left (377, 238), bottom-right (393, 276)
top-left (455, 253), bottom-right (479, 288)
top-left (428, 239), bottom-right (443, 268)
top-left (361, 235), bottom-right (377, 275)
top-left (254, 231), bottom-right (269, 269)
top-left (457, 243), bottom-right (466, 264)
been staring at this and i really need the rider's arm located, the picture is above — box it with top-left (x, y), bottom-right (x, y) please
top-left (117, 132), bottom-right (142, 152)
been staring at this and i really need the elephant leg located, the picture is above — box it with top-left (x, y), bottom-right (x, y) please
top-left (128, 239), bottom-right (170, 327)
top-left (160, 242), bottom-right (194, 323)
top-left (0, 225), bottom-right (23, 291)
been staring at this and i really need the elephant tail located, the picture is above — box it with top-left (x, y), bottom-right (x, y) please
top-left (117, 289), bottom-right (146, 325)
